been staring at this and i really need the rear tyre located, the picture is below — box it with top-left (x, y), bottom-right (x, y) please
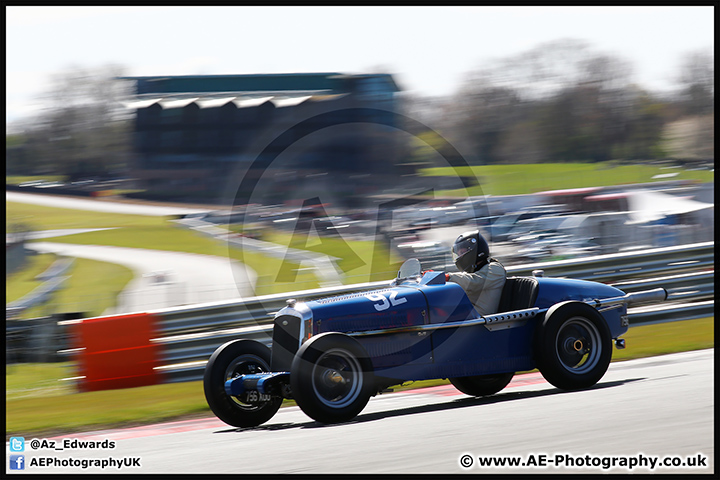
top-left (203, 339), bottom-right (282, 427)
top-left (290, 333), bottom-right (374, 424)
top-left (535, 302), bottom-right (612, 390)
top-left (449, 372), bottom-right (514, 396)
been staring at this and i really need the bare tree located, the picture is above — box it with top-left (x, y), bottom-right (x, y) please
top-left (676, 49), bottom-right (714, 116)
top-left (577, 53), bottom-right (633, 90)
top-left (9, 65), bottom-right (133, 178)
top-left (443, 39), bottom-right (670, 164)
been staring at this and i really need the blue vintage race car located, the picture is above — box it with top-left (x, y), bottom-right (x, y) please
top-left (204, 259), bottom-right (666, 426)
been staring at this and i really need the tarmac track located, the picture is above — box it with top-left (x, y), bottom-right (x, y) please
top-left (25, 242), bottom-right (255, 313)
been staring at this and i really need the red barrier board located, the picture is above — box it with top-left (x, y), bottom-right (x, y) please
top-left (75, 312), bottom-right (161, 392)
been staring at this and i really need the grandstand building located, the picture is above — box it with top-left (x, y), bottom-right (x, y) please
top-left (120, 73), bottom-right (402, 204)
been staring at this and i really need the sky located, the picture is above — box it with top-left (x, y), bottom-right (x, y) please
top-left (5, 6), bottom-right (715, 126)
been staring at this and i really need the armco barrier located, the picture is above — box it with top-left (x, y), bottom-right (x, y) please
top-left (7, 257), bottom-right (75, 320)
top-left (6, 276), bottom-right (69, 316)
top-left (504, 241), bottom-right (714, 281)
top-left (73, 312), bottom-right (162, 392)
top-left (628, 300), bottom-right (715, 325)
top-left (55, 242), bottom-right (713, 389)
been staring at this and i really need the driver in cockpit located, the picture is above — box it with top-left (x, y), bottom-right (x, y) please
top-left (445, 231), bottom-right (506, 316)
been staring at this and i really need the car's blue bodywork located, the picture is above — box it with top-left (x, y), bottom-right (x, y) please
top-left (270, 270), bottom-right (628, 384)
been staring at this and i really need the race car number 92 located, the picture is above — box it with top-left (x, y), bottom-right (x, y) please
top-left (365, 291), bottom-right (407, 311)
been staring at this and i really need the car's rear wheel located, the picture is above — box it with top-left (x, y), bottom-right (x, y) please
top-left (449, 372), bottom-right (514, 397)
top-left (290, 333), bottom-right (374, 424)
top-left (535, 302), bottom-right (612, 390)
top-left (203, 339), bottom-right (282, 428)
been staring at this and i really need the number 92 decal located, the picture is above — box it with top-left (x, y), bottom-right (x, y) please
top-left (365, 291), bottom-right (407, 311)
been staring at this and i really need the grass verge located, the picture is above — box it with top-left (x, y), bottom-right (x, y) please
top-left (6, 175), bottom-right (67, 185)
top-left (6, 200), bottom-right (321, 298)
top-left (7, 257), bottom-right (134, 319)
top-left (5, 253), bottom-right (57, 302)
top-left (422, 162), bottom-right (714, 196)
top-left (5, 317), bottom-right (713, 439)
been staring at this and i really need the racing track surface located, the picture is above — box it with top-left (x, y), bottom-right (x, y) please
top-left (9, 349), bottom-right (713, 474)
top-left (25, 242), bottom-right (256, 313)
top-left (6, 191), bottom-right (208, 216)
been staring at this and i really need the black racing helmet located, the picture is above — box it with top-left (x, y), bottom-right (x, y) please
top-left (452, 230), bottom-right (490, 273)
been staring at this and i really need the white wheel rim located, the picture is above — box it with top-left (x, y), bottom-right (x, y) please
top-left (311, 348), bottom-right (363, 409)
top-left (554, 316), bottom-right (602, 375)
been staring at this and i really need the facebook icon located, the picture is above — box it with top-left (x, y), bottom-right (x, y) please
top-left (10, 455), bottom-right (25, 470)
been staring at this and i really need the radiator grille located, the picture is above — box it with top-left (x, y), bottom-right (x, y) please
top-left (271, 315), bottom-right (301, 371)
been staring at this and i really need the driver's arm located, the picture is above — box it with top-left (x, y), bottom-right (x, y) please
top-left (446, 271), bottom-right (487, 292)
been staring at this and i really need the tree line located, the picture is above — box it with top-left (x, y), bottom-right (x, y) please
top-left (6, 65), bottom-right (132, 181)
top-left (5, 40), bottom-right (714, 181)
top-left (402, 40), bottom-right (713, 166)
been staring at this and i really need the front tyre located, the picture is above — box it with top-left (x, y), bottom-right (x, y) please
top-left (449, 372), bottom-right (514, 397)
top-left (290, 333), bottom-right (374, 424)
top-left (535, 302), bottom-right (612, 390)
top-left (203, 339), bottom-right (282, 427)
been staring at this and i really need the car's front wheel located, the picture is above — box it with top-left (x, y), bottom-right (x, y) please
top-left (290, 333), bottom-right (374, 424)
top-left (203, 339), bottom-right (282, 428)
top-left (535, 302), bottom-right (612, 390)
top-left (449, 372), bottom-right (514, 397)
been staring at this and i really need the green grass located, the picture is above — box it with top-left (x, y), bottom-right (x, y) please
top-left (20, 260), bottom-right (131, 319)
top-left (39, 224), bottom-right (227, 253)
top-left (5, 201), bottom-right (320, 297)
top-left (6, 253), bottom-right (57, 301)
top-left (6, 201), bottom-right (166, 231)
top-left (6, 363), bottom-right (77, 401)
top-left (611, 318), bottom-right (715, 361)
top-left (7, 175), bottom-right (67, 185)
top-left (5, 317), bottom-right (713, 438)
top-left (422, 162), bottom-right (714, 196)
top-left (5, 380), bottom-right (212, 436)
top-left (47, 258), bottom-right (134, 318)
top-left (6, 254), bottom-right (135, 319)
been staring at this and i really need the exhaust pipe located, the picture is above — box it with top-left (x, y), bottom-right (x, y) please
top-left (593, 288), bottom-right (668, 309)
top-left (625, 288), bottom-right (668, 306)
